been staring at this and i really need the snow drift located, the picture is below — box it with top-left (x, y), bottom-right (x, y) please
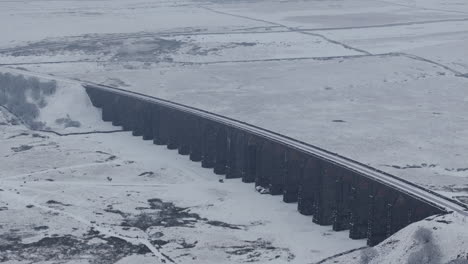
top-left (321, 213), bottom-right (468, 264)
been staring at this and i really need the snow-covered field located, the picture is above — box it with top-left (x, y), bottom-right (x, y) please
top-left (0, 105), bottom-right (364, 263)
top-left (1, 0), bottom-right (467, 202)
top-left (1, 0), bottom-right (468, 263)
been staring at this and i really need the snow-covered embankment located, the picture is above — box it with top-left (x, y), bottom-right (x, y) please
top-left (0, 69), bottom-right (114, 133)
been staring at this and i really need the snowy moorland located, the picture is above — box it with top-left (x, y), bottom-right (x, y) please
top-left (1, 0), bottom-right (467, 202)
top-left (0, 102), bottom-right (364, 263)
top-left (1, 71), bottom-right (467, 263)
top-left (1, 0), bottom-right (468, 263)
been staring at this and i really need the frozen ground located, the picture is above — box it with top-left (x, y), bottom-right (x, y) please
top-left (1, 0), bottom-right (468, 203)
top-left (320, 213), bottom-right (468, 264)
top-left (0, 107), bottom-right (364, 263)
top-left (1, 0), bottom-right (468, 263)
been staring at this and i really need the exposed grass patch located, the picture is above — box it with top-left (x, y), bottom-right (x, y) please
top-left (55, 115), bottom-right (81, 128)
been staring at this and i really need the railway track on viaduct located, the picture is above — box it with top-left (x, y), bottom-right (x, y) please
top-left (83, 83), bottom-right (468, 247)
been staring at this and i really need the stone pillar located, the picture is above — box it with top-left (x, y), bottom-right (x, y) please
top-left (119, 96), bottom-right (136, 132)
top-left (235, 132), bottom-right (248, 180)
top-left (255, 140), bottom-right (272, 189)
top-left (333, 171), bottom-right (354, 231)
top-left (177, 112), bottom-right (190, 155)
top-left (243, 136), bottom-right (258, 183)
top-left (313, 162), bottom-right (340, 225)
top-left (189, 116), bottom-right (203, 162)
top-left (226, 129), bottom-right (237, 178)
top-left (214, 126), bottom-right (228, 175)
top-left (166, 109), bottom-right (179, 150)
top-left (131, 99), bottom-right (145, 137)
top-left (109, 94), bottom-right (124, 127)
top-left (201, 120), bottom-right (217, 168)
top-left (227, 130), bottom-right (246, 179)
top-left (154, 106), bottom-right (169, 145)
top-left (141, 101), bottom-right (154, 141)
top-left (283, 150), bottom-right (305, 203)
top-left (298, 157), bottom-right (321, 215)
top-left (152, 105), bottom-right (162, 145)
top-left (385, 193), bottom-right (412, 238)
top-left (269, 144), bottom-right (286, 195)
top-left (349, 175), bottom-right (371, 240)
top-left (367, 183), bottom-right (398, 246)
top-left (101, 93), bottom-right (116, 123)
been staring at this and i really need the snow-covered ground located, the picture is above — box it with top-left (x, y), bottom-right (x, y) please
top-left (1, 0), bottom-right (467, 203)
top-left (320, 213), bottom-right (468, 264)
top-left (1, 0), bottom-right (468, 263)
top-left (0, 106), bottom-right (364, 263)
